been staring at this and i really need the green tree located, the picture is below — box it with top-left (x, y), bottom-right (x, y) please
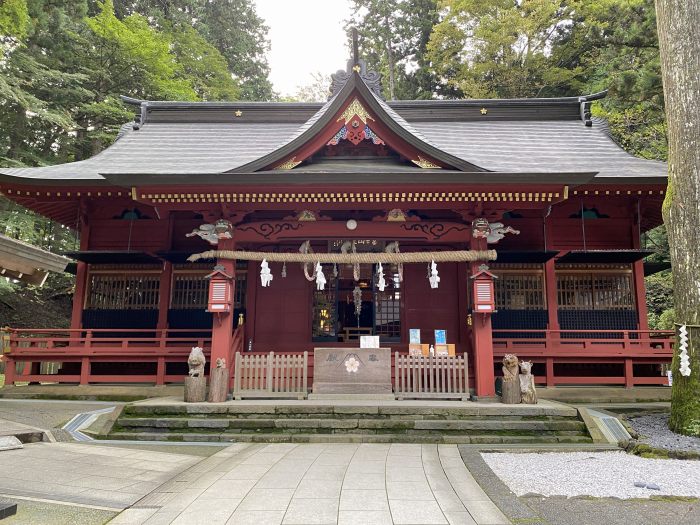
top-left (196, 0), bottom-right (273, 101)
top-left (0, 0), bottom-right (30, 47)
top-left (574, 0), bottom-right (666, 160)
top-left (347, 0), bottom-right (440, 100)
top-left (427, 0), bottom-right (587, 98)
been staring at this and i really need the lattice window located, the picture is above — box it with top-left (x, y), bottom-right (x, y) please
top-left (557, 268), bottom-right (635, 310)
top-left (492, 267), bottom-right (545, 310)
top-left (375, 270), bottom-right (401, 340)
top-left (171, 273), bottom-right (208, 309)
top-left (312, 264), bottom-right (337, 338)
top-left (171, 270), bottom-right (247, 309)
top-left (86, 273), bottom-right (160, 310)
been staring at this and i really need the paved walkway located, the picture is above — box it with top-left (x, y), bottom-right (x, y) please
top-left (112, 443), bottom-right (510, 525)
top-left (0, 442), bottom-right (200, 510)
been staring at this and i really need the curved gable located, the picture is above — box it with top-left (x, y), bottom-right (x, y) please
top-left (229, 73), bottom-right (488, 174)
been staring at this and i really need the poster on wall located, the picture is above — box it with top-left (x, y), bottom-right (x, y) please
top-left (409, 329), bottom-right (421, 345)
top-left (360, 335), bottom-right (380, 349)
top-left (434, 330), bottom-right (447, 345)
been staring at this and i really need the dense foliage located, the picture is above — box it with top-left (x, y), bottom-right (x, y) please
top-left (0, 0), bottom-right (272, 303)
top-left (349, 0), bottom-right (671, 324)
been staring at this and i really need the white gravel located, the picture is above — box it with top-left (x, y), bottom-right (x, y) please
top-left (482, 451), bottom-right (700, 499)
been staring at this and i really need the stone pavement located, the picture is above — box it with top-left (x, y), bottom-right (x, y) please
top-left (0, 442), bottom-right (200, 510)
top-left (112, 443), bottom-right (510, 525)
top-left (0, 398), bottom-right (118, 441)
top-left (0, 418), bottom-right (46, 443)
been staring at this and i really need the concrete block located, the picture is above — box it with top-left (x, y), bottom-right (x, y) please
top-left (0, 436), bottom-right (23, 451)
top-left (0, 500), bottom-right (18, 520)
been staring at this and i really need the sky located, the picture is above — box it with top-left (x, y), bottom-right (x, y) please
top-left (254, 0), bottom-right (353, 97)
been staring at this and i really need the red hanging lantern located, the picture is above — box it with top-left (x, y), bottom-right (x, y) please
top-left (205, 265), bottom-right (233, 313)
top-left (470, 265), bottom-right (497, 313)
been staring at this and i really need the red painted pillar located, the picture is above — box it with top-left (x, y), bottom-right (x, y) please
top-left (70, 217), bottom-right (90, 329)
top-left (469, 236), bottom-right (495, 398)
top-left (544, 258), bottom-right (560, 333)
top-left (631, 221), bottom-right (649, 332)
top-left (157, 262), bottom-right (173, 330)
top-left (210, 238), bottom-right (236, 367)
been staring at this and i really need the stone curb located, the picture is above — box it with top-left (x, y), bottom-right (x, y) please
top-left (458, 447), bottom-right (548, 525)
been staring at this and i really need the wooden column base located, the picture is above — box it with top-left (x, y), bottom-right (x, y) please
top-left (208, 368), bottom-right (229, 403)
top-left (184, 376), bottom-right (207, 402)
top-left (501, 378), bottom-right (521, 404)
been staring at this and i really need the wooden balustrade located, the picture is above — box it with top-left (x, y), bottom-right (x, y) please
top-left (233, 351), bottom-right (308, 400)
top-left (492, 328), bottom-right (675, 388)
top-left (394, 353), bottom-right (470, 400)
top-left (3, 328), bottom-right (211, 386)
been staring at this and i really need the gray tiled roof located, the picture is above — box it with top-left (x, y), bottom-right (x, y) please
top-left (0, 102), bottom-right (666, 183)
top-left (412, 120), bottom-right (667, 180)
top-left (0, 123), bottom-right (301, 181)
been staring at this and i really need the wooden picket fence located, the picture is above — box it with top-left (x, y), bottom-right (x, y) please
top-left (233, 351), bottom-right (308, 400)
top-left (394, 353), bottom-right (470, 400)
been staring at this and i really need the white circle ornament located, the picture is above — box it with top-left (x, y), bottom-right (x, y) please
top-left (346, 219), bottom-right (358, 231)
top-left (344, 356), bottom-right (360, 373)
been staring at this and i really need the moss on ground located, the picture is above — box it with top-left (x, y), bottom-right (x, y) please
top-left (626, 442), bottom-right (700, 460)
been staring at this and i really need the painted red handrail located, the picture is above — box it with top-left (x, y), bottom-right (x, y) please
top-left (492, 329), bottom-right (675, 355)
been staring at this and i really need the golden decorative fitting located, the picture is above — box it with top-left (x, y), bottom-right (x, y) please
top-left (412, 156), bottom-right (442, 169)
top-left (275, 157), bottom-right (302, 170)
top-left (234, 110), bottom-right (243, 117)
top-left (387, 209), bottom-right (406, 222)
top-left (338, 98), bottom-right (374, 124)
top-left (352, 64), bottom-right (361, 73)
top-left (297, 210), bottom-right (317, 222)
top-left (480, 108), bottom-right (488, 115)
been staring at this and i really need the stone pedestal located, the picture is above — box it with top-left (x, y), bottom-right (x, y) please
top-left (312, 347), bottom-right (392, 395)
top-left (184, 376), bottom-right (206, 402)
top-left (208, 368), bottom-right (229, 403)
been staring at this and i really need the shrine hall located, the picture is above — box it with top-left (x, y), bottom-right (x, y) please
top-left (0, 54), bottom-right (674, 398)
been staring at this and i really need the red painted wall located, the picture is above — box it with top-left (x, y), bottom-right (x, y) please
top-left (403, 262), bottom-right (463, 351)
top-left (251, 262), bottom-right (312, 352)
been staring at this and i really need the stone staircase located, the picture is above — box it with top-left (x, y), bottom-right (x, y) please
top-left (105, 400), bottom-right (593, 445)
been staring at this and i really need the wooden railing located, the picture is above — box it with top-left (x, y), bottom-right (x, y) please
top-left (492, 329), bottom-right (674, 355)
top-left (492, 328), bottom-right (675, 388)
top-left (394, 353), bottom-right (470, 400)
top-left (233, 351), bottom-right (308, 400)
top-left (3, 328), bottom-right (211, 386)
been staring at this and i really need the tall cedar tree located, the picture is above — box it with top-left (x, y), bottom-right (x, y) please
top-left (347, 0), bottom-right (440, 100)
top-left (655, 0), bottom-right (700, 436)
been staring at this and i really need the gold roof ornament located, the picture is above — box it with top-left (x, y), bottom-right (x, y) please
top-left (234, 110), bottom-right (243, 117)
top-left (338, 98), bottom-right (374, 125)
top-left (480, 108), bottom-right (488, 115)
top-left (412, 156), bottom-right (442, 169)
top-left (275, 156), bottom-right (302, 170)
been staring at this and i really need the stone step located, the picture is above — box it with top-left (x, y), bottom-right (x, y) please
top-left (105, 431), bottom-right (594, 445)
top-left (123, 403), bottom-right (579, 419)
top-left (116, 417), bottom-right (587, 433)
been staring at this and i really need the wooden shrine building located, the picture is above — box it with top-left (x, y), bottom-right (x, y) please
top-left (0, 54), bottom-right (674, 397)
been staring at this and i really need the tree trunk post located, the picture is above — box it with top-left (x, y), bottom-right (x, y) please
top-left (655, 0), bottom-right (700, 435)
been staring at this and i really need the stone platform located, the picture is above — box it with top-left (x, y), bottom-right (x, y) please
top-left (104, 397), bottom-right (593, 445)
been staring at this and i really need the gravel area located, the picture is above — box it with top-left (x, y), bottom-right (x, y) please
top-left (482, 451), bottom-right (700, 499)
top-left (629, 413), bottom-right (700, 453)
